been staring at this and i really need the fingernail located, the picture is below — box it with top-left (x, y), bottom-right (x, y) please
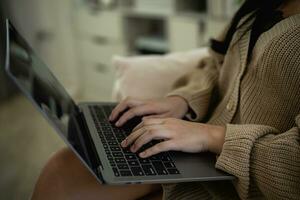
top-left (115, 121), bottom-right (120, 126)
top-left (139, 152), bottom-right (146, 158)
top-left (121, 139), bottom-right (127, 147)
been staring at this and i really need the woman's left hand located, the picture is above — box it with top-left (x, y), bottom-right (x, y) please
top-left (120, 118), bottom-right (226, 158)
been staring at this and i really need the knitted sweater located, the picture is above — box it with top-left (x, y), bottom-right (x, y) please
top-left (164, 14), bottom-right (300, 200)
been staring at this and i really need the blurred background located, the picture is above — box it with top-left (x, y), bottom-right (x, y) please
top-left (0, 0), bottom-right (242, 199)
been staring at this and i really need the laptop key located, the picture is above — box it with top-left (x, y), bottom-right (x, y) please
top-left (139, 158), bottom-right (150, 164)
top-left (110, 146), bottom-right (121, 151)
top-left (110, 161), bottom-right (116, 167)
top-left (102, 127), bottom-right (111, 132)
top-left (125, 154), bottom-right (137, 160)
top-left (108, 141), bottom-right (118, 146)
top-left (167, 168), bottom-right (180, 175)
top-left (112, 127), bottom-right (121, 132)
top-left (142, 165), bottom-right (156, 176)
top-left (115, 134), bottom-right (126, 139)
top-left (149, 155), bottom-right (160, 161)
top-left (128, 160), bottom-right (139, 166)
top-left (131, 167), bottom-right (144, 176)
top-left (117, 138), bottom-right (125, 143)
top-left (112, 167), bottom-right (120, 177)
top-left (117, 164), bottom-right (129, 170)
top-left (103, 106), bottom-right (113, 115)
top-left (96, 112), bottom-right (104, 119)
top-left (123, 148), bottom-right (132, 154)
top-left (100, 122), bottom-right (109, 126)
top-left (103, 131), bottom-right (113, 135)
top-left (99, 136), bottom-right (105, 141)
top-left (105, 135), bottom-right (116, 141)
top-left (107, 156), bottom-right (114, 161)
top-left (164, 162), bottom-right (176, 169)
top-left (152, 161), bottom-right (168, 175)
top-left (115, 158), bottom-right (126, 163)
top-left (161, 155), bottom-right (172, 162)
top-left (120, 170), bottom-right (132, 177)
top-left (112, 152), bottom-right (123, 157)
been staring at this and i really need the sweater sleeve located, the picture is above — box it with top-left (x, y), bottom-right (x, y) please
top-left (215, 115), bottom-right (300, 200)
top-left (166, 24), bottom-right (229, 122)
top-left (166, 54), bottom-right (220, 122)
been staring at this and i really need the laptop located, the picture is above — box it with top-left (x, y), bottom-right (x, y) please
top-left (4, 20), bottom-right (234, 185)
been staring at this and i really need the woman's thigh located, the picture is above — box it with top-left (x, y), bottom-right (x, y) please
top-left (32, 147), bottom-right (162, 200)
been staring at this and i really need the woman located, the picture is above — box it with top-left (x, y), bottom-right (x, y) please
top-left (32, 0), bottom-right (300, 199)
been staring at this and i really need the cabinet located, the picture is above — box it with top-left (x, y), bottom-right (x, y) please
top-left (76, 9), bottom-right (124, 41)
top-left (72, 0), bottom-right (242, 101)
top-left (74, 5), bottom-right (126, 101)
top-left (8, 0), bottom-right (79, 97)
top-left (168, 15), bottom-right (205, 51)
top-left (7, 0), bottom-right (242, 102)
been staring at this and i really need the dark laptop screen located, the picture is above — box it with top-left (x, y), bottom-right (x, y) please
top-left (5, 20), bottom-right (101, 180)
top-left (5, 21), bottom-right (78, 137)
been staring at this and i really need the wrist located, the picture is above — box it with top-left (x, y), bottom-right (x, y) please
top-left (167, 95), bottom-right (189, 114)
top-left (205, 124), bottom-right (226, 154)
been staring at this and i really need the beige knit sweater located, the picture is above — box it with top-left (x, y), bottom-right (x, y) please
top-left (163, 14), bottom-right (300, 200)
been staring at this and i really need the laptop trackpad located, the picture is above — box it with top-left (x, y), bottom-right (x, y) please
top-left (171, 152), bottom-right (228, 178)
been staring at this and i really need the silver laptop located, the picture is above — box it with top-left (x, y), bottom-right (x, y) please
top-left (4, 20), bottom-right (234, 185)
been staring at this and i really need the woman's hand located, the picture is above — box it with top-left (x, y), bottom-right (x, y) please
top-left (109, 96), bottom-right (188, 127)
top-left (121, 118), bottom-right (226, 158)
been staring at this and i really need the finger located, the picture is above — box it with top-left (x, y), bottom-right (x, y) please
top-left (132, 121), bottom-right (144, 132)
top-left (110, 100), bottom-right (129, 121)
top-left (142, 114), bottom-right (168, 120)
top-left (139, 141), bottom-right (175, 158)
top-left (115, 105), bottom-right (159, 127)
top-left (110, 98), bottom-right (142, 121)
top-left (121, 127), bottom-right (147, 148)
top-left (110, 98), bottom-right (143, 121)
top-left (133, 118), bottom-right (165, 132)
top-left (131, 128), bottom-right (169, 153)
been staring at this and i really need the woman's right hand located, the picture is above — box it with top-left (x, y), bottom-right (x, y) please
top-left (109, 96), bottom-right (189, 127)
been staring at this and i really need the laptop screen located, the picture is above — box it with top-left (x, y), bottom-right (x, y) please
top-left (5, 20), bottom-right (101, 180)
top-left (5, 21), bottom-right (78, 138)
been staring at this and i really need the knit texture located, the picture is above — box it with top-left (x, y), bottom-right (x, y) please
top-left (165, 14), bottom-right (300, 200)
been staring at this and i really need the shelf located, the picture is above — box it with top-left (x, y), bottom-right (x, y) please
top-left (121, 8), bottom-right (172, 19)
top-left (123, 16), bottom-right (168, 54)
top-left (135, 36), bottom-right (169, 54)
top-left (175, 12), bottom-right (207, 22)
top-left (176, 0), bottom-right (207, 14)
top-left (134, 0), bottom-right (176, 15)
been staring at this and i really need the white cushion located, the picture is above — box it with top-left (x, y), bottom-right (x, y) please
top-left (112, 48), bottom-right (209, 101)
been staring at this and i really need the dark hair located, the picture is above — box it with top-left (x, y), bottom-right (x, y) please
top-left (211, 0), bottom-right (285, 55)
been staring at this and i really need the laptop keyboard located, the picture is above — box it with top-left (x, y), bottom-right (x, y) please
top-left (89, 105), bottom-right (180, 177)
